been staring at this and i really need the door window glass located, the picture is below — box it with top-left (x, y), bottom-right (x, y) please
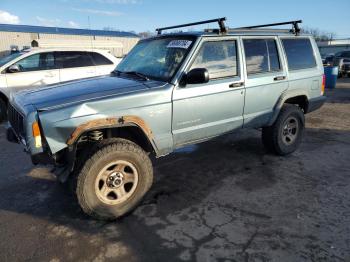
top-left (57, 52), bottom-right (94, 68)
top-left (11, 52), bottom-right (56, 72)
top-left (243, 39), bottom-right (281, 75)
top-left (190, 40), bottom-right (238, 79)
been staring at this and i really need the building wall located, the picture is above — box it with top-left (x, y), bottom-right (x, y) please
top-left (0, 31), bottom-right (36, 57)
top-left (0, 31), bottom-right (139, 58)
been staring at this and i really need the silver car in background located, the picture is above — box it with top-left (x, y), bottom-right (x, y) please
top-left (0, 48), bottom-right (121, 121)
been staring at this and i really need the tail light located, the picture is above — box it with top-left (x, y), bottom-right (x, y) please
top-left (321, 74), bottom-right (325, 95)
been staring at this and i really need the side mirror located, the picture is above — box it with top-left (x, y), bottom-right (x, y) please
top-left (8, 64), bottom-right (20, 73)
top-left (185, 68), bottom-right (209, 85)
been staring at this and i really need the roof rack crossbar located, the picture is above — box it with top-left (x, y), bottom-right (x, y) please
top-left (225, 28), bottom-right (292, 34)
top-left (156, 17), bottom-right (227, 35)
top-left (233, 20), bottom-right (302, 35)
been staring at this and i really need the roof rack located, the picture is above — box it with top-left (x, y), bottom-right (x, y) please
top-left (155, 18), bottom-right (303, 36)
top-left (156, 17), bottom-right (227, 35)
top-left (230, 20), bottom-right (303, 36)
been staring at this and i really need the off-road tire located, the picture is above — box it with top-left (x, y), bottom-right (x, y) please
top-left (0, 98), bottom-right (7, 123)
top-left (262, 104), bottom-right (304, 156)
top-left (76, 138), bottom-right (153, 220)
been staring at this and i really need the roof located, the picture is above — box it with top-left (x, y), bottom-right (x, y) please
top-left (0, 23), bottom-right (139, 38)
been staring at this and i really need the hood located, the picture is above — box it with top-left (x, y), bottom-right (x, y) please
top-left (14, 75), bottom-right (164, 111)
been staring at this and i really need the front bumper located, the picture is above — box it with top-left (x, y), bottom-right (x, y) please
top-left (307, 96), bottom-right (327, 113)
top-left (6, 126), bottom-right (52, 165)
top-left (6, 126), bottom-right (27, 150)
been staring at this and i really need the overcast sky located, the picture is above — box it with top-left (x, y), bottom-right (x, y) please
top-left (0, 0), bottom-right (349, 38)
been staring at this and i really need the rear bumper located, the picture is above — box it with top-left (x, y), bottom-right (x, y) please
top-left (307, 96), bottom-right (327, 113)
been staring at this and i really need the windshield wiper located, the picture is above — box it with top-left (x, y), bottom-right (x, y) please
top-left (114, 70), bottom-right (149, 81)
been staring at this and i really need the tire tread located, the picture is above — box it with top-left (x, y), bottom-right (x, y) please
top-left (76, 138), bottom-right (153, 220)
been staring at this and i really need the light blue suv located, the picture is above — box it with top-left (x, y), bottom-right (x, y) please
top-left (6, 18), bottom-right (326, 220)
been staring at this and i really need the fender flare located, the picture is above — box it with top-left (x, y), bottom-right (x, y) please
top-left (268, 89), bottom-right (309, 126)
top-left (66, 115), bottom-right (156, 150)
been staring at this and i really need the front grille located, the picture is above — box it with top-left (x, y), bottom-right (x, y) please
top-left (8, 104), bottom-right (25, 137)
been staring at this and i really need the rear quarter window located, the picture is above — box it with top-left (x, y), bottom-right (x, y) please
top-left (91, 52), bottom-right (114, 66)
top-left (282, 38), bottom-right (316, 70)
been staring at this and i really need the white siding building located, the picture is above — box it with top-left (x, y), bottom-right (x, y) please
top-left (0, 23), bottom-right (140, 58)
top-left (317, 39), bottom-right (350, 55)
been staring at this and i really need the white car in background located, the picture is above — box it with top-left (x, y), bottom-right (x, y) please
top-left (0, 48), bottom-right (121, 121)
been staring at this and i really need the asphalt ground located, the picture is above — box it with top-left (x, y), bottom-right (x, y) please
top-left (0, 78), bottom-right (349, 262)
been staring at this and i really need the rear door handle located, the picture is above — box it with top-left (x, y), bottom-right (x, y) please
top-left (274, 76), bottom-right (286, 81)
top-left (229, 82), bottom-right (244, 88)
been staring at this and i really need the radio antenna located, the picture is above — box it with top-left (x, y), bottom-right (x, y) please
top-left (88, 16), bottom-right (94, 51)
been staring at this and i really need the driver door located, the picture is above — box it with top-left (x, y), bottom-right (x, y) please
top-left (5, 52), bottom-right (59, 93)
top-left (172, 38), bottom-right (245, 147)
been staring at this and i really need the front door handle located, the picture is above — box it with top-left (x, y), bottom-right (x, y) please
top-left (229, 82), bottom-right (244, 88)
top-left (274, 76), bottom-right (286, 81)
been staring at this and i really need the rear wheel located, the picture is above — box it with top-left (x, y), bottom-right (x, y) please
top-left (262, 104), bottom-right (304, 156)
top-left (76, 139), bottom-right (153, 220)
top-left (0, 98), bottom-right (7, 123)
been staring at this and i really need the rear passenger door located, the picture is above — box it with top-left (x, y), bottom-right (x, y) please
top-left (172, 38), bottom-right (245, 147)
top-left (91, 52), bottom-right (116, 76)
top-left (242, 37), bottom-right (288, 127)
top-left (56, 51), bottom-right (96, 83)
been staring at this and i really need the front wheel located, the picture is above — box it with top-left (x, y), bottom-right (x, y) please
top-left (262, 104), bottom-right (305, 156)
top-left (76, 139), bottom-right (153, 220)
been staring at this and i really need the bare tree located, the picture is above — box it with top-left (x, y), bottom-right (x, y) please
top-left (302, 27), bottom-right (336, 41)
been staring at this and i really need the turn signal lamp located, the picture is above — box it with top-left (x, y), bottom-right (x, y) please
top-left (32, 121), bottom-right (42, 148)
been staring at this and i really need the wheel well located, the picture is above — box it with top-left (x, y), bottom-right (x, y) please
top-left (77, 125), bottom-right (155, 155)
top-left (284, 95), bottom-right (308, 113)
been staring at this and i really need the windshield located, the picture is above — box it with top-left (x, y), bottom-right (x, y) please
top-left (0, 52), bottom-right (23, 67)
top-left (116, 36), bottom-right (196, 82)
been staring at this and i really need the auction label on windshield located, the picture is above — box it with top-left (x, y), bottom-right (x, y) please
top-left (167, 40), bottom-right (192, 49)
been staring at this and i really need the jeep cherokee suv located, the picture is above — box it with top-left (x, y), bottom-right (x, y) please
top-left (6, 18), bottom-right (326, 220)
